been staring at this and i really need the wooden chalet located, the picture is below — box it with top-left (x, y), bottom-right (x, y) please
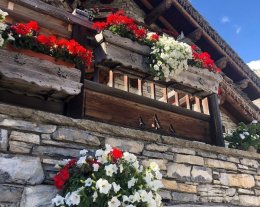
top-left (0, 0), bottom-right (259, 148)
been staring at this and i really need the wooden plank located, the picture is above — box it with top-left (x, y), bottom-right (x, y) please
top-left (84, 88), bottom-right (211, 142)
top-left (185, 95), bottom-right (191, 110)
top-left (162, 87), bottom-right (168, 103)
top-left (138, 78), bottom-right (143, 96)
top-left (85, 80), bottom-right (210, 121)
top-left (0, 0), bottom-right (95, 30)
top-left (150, 82), bottom-right (156, 99)
top-left (124, 75), bottom-right (129, 92)
top-left (145, 0), bottom-right (174, 25)
top-left (108, 70), bottom-right (114, 87)
top-left (174, 91), bottom-right (179, 106)
top-left (194, 97), bottom-right (201, 112)
top-left (0, 5), bottom-right (71, 38)
top-left (208, 94), bottom-right (225, 146)
top-left (202, 98), bottom-right (209, 115)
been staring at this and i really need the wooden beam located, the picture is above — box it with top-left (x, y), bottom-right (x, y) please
top-left (187, 28), bottom-right (203, 42)
top-left (174, 91), bottom-right (179, 106)
top-left (145, 0), bottom-right (174, 25)
top-left (215, 57), bottom-right (228, 69)
top-left (140, 0), bottom-right (179, 37)
top-left (208, 94), bottom-right (225, 146)
top-left (236, 79), bottom-right (250, 89)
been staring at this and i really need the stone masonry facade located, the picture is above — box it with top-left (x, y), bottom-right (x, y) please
top-left (0, 103), bottom-right (260, 207)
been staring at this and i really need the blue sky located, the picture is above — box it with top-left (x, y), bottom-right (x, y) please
top-left (190, 0), bottom-right (260, 70)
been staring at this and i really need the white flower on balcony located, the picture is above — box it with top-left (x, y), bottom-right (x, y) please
top-left (112, 182), bottom-right (121, 193)
top-left (108, 196), bottom-right (121, 207)
top-left (96, 178), bottom-right (112, 194)
top-left (52, 195), bottom-right (64, 206)
top-left (128, 177), bottom-right (136, 189)
top-left (84, 178), bottom-right (92, 187)
top-left (105, 164), bottom-right (118, 177)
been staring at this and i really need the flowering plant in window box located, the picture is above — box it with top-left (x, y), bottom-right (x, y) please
top-left (52, 145), bottom-right (163, 207)
top-left (225, 121), bottom-right (260, 152)
top-left (2, 17), bottom-right (92, 68)
top-left (0, 9), bottom-right (9, 47)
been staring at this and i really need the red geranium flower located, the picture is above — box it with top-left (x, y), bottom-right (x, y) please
top-left (111, 147), bottom-right (123, 160)
top-left (53, 175), bottom-right (65, 190)
top-left (37, 34), bottom-right (49, 45)
top-left (65, 159), bottom-right (76, 169)
top-left (27, 21), bottom-right (39, 32)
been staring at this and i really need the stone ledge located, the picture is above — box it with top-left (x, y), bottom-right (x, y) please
top-left (0, 103), bottom-right (260, 160)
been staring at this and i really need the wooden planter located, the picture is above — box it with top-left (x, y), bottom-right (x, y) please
top-left (0, 48), bottom-right (82, 100)
top-left (95, 31), bottom-right (222, 96)
top-left (95, 30), bottom-right (151, 74)
top-left (170, 67), bottom-right (223, 97)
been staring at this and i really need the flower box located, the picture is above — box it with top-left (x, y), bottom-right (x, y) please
top-left (0, 48), bottom-right (82, 99)
top-left (94, 30), bottom-right (151, 74)
top-left (95, 31), bottom-right (222, 96)
top-left (171, 66), bottom-right (223, 96)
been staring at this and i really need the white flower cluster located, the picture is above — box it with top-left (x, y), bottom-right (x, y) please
top-left (150, 34), bottom-right (192, 80)
top-left (0, 9), bottom-right (8, 47)
top-left (52, 145), bottom-right (164, 207)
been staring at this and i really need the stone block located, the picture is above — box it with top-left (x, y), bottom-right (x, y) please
top-left (220, 173), bottom-right (255, 188)
top-left (145, 144), bottom-right (169, 152)
top-left (53, 127), bottom-right (100, 146)
top-left (0, 154), bottom-right (44, 185)
top-left (10, 131), bottom-right (40, 144)
top-left (142, 159), bottom-right (167, 171)
top-left (0, 119), bottom-right (56, 133)
top-left (205, 158), bottom-right (237, 171)
top-left (174, 154), bottom-right (204, 166)
top-left (159, 190), bottom-right (172, 200)
top-left (20, 185), bottom-right (58, 207)
top-left (170, 147), bottom-right (195, 155)
top-left (33, 146), bottom-right (80, 158)
top-left (0, 184), bottom-right (23, 202)
top-left (0, 129), bottom-right (8, 151)
top-left (171, 192), bottom-right (198, 203)
top-left (9, 141), bottom-right (32, 154)
top-left (105, 137), bottom-right (144, 154)
top-left (240, 158), bottom-right (259, 169)
top-left (196, 151), bottom-right (217, 159)
top-left (191, 166), bottom-right (212, 183)
top-left (162, 179), bottom-right (177, 190)
top-left (143, 150), bottom-right (173, 160)
top-left (238, 188), bottom-right (254, 195)
top-left (239, 195), bottom-right (260, 206)
top-left (167, 163), bottom-right (191, 181)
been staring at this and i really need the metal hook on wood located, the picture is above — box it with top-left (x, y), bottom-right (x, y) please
top-left (169, 124), bottom-right (176, 135)
top-left (152, 114), bottom-right (161, 130)
top-left (139, 116), bottom-right (145, 127)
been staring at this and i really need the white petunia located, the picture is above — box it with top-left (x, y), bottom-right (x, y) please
top-left (77, 156), bottom-right (86, 167)
top-left (84, 178), bottom-right (92, 187)
top-left (96, 178), bottom-right (112, 194)
top-left (93, 191), bottom-right (98, 202)
top-left (52, 195), bottom-right (64, 206)
top-left (93, 163), bottom-right (100, 171)
top-left (108, 196), bottom-right (121, 207)
top-left (239, 134), bottom-right (246, 140)
top-left (79, 149), bottom-right (88, 156)
top-left (128, 177), bottom-right (136, 189)
top-left (69, 191), bottom-right (81, 205)
top-left (243, 132), bottom-right (250, 136)
top-left (112, 182), bottom-right (121, 193)
top-left (252, 120), bottom-right (258, 124)
top-left (105, 164), bottom-right (118, 177)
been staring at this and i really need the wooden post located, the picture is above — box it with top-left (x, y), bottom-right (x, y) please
top-left (185, 95), bottom-right (191, 110)
top-left (208, 94), bottom-right (225, 147)
top-left (202, 98), bottom-right (209, 115)
top-left (150, 82), bottom-right (155, 99)
top-left (108, 70), bottom-right (114, 87)
top-left (174, 91), bottom-right (179, 106)
top-left (138, 78), bottom-right (143, 96)
top-left (66, 24), bottom-right (89, 118)
top-left (194, 97), bottom-right (201, 112)
top-left (124, 75), bottom-right (129, 92)
top-left (162, 86), bottom-right (168, 103)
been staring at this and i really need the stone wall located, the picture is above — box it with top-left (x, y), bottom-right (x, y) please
top-left (220, 110), bottom-right (238, 136)
top-left (1, 103), bottom-right (260, 207)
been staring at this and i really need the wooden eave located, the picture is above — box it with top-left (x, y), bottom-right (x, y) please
top-left (134, 0), bottom-right (260, 101)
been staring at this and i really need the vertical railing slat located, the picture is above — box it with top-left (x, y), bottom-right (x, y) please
top-left (138, 79), bottom-right (143, 96)
top-left (124, 75), bottom-right (129, 92)
top-left (108, 70), bottom-right (114, 87)
top-left (150, 82), bottom-right (155, 99)
top-left (202, 97), bottom-right (210, 115)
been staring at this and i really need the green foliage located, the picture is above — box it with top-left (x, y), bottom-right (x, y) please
top-left (225, 121), bottom-right (260, 151)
